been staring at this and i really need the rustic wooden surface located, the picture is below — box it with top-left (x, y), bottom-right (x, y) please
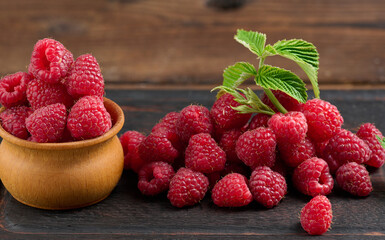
top-left (1, 0), bottom-right (385, 87)
top-left (0, 89), bottom-right (384, 239)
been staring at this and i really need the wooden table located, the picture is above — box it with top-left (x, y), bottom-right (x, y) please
top-left (0, 89), bottom-right (384, 239)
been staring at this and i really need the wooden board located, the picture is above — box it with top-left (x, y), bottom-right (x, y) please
top-left (0, 89), bottom-right (384, 239)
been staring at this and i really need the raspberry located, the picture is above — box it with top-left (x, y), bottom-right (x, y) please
top-left (0, 72), bottom-right (30, 108)
top-left (336, 162), bottom-right (373, 196)
top-left (167, 168), bottom-right (209, 208)
top-left (292, 157), bottom-right (334, 196)
top-left (247, 113), bottom-right (270, 130)
top-left (357, 123), bottom-right (385, 168)
top-left (119, 131), bottom-right (146, 172)
top-left (313, 139), bottom-right (329, 159)
top-left (212, 173), bottom-right (253, 207)
top-left (151, 112), bottom-right (180, 134)
top-left (218, 128), bottom-right (243, 163)
top-left (301, 98), bottom-right (343, 142)
top-left (185, 133), bottom-right (226, 174)
top-left (26, 103), bottom-right (67, 143)
top-left (236, 127), bottom-right (276, 168)
top-left (0, 106), bottom-right (33, 139)
top-left (271, 157), bottom-right (288, 177)
top-left (300, 195), bottom-right (332, 235)
top-left (26, 78), bottom-right (74, 110)
top-left (261, 90), bottom-right (303, 112)
top-left (210, 93), bottom-right (251, 131)
top-left (268, 111), bottom-right (307, 144)
top-left (65, 54), bottom-right (105, 99)
top-left (137, 161), bottom-right (175, 196)
top-left (29, 38), bottom-right (73, 84)
top-left (176, 105), bottom-right (213, 143)
top-left (279, 137), bottom-right (315, 168)
top-left (67, 96), bottom-right (112, 140)
top-left (249, 166), bottom-right (287, 208)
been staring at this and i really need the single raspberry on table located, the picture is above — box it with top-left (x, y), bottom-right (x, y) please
top-left (356, 123), bottom-right (385, 168)
top-left (119, 130), bottom-right (146, 172)
top-left (29, 38), bottom-right (73, 84)
top-left (301, 98), bottom-right (343, 142)
top-left (65, 54), bottom-right (105, 99)
top-left (26, 78), bottom-right (74, 110)
top-left (278, 137), bottom-right (315, 168)
top-left (249, 166), bottom-right (287, 208)
top-left (185, 133), bottom-right (226, 174)
top-left (300, 195), bottom-right (332, 235)
top-left (67, 96), bottom-right (112, 140)
top-left (212, 173), bottom-right (252, 207)
top-left (0, 106), bottom-right (33, 139)
top-left (336, 162), bottom-right (373, 196)
top-left (292, 157), bottom-right (334, 196)
top-left (167, 167), bottom-right (209, 208)
top-left (218, 128), bottom-right (243, 163)
top-left (137, 161), bottom-right (175, 196)
top-left (268, 111), bottom-right (308, 144)
top-left (261, 90), bottom-right (303, 112)
top-left (0, 72), bottom-right (30, 108)
top-left (236, 127), bottom-right (276, 168)
top-left (26, 103), bottom-right (67, 143)
top-left (247, 113), bottom-right (270, 130)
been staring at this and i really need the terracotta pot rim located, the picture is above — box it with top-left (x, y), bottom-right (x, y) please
top-left (0, 97), bottom-right (124, 150)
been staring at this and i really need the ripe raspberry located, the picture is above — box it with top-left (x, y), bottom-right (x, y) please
top-left (313, 139), bottom-right (329, 159)
top-left (218, 128), bottom-right (243, 163)
top-left (271, 157), bottom-right (288, 177)
top-left (0, 72), bottom-right (30, 108)
top-left (210, 93), bottom-right (251, 131)
top-left (137, 161), bottom-right (175, 196)
top-left (247, 113), bottom-right (270, 130)
top-left (167, 168), bottom-right (209, 208)
top-left (292, 157), bottom-right (334, 196)
top-left (300, 195), bottom-right (332, 235)
top-left (67, 96), bottom-right (112, 140)
top-left (26, 103), bottom-right (67, 143)
top-left (0, 106), bottom-right (33, 139)
top-left (65, 54), bottom-right (105, 99)
top-left (185, 133), bottom-right (226, 174)
top-left (336, 162), bottom-right (373, 196)
top-left (26, 78), bottom-right (74, 110)
top-left (212, 173), bottom-right (252, 207)
top-left (279, 137), bottom-right (315, 168)
top-left (29, 38), bottom-right (73, 84)
top-left (357, 123), bottom-right (385, 168)
top-left (176, 105), bottom-right (213, 143)
top-left (119, 130), bottom-right (146, 172)
top-left (236, 127), bottom-right (276, 168)
top-left (268, 111), bottom-right (307, 144)
top-left (261, 90), bottom-right (303, 112)
top-left (301, 98), bottom-right (343, 142)
top-left (151, 112), bottom-right (180, 134)
top-left (249, 166), bottom-right (287, 208)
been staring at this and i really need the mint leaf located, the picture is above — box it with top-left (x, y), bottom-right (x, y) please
top-left (223, 62), bottom-right (257, 89)
top-left (377, 135), bottom-right (385, 149)
top-left (255, 65), bottom-right (307, 103)
top-left (234, 30), bottom-right (266, 57)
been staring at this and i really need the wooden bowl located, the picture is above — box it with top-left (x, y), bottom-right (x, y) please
top-left (0, 98), bottom-right (124, 210)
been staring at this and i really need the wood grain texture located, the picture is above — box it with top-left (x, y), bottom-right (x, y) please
top-left (0, 0), bottom-right (385, 87)
top-left (0, 89), bottom-right (384, 239)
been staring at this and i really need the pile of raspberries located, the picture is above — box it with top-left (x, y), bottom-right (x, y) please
top-left (120, 90), bottom-right (384, 235)
top-left (0, 39), bottom-right (111, 142)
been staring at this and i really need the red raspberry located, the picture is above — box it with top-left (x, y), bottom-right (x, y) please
top-left (301, 98), bottom-right (343, 142)
top-left (292, 157), bottom-right (334, 196)
top-left (29, 38), bottom-right (73, 84)
top-left (65, 54), bottom-right (105, 99)
top-left (271, 157), bottom-right (288, 177)
top-left (210, 93), bottom-right (251, 131)
top-left (207, 162), bottom-right (251, 189)
top-left (26, 103), bottom-right (67, 143)
top-left (167, 168), bottom-right (209, 208)
top-left (176, 105), bottom-right (213, 143)
top-left (261, 90), bottom-right (303, 112)
top-left (67, 96), bottom-right (112, 140)
top-left (236, 127), bottom-right (276, 168)
top-left (249, 166), bottom-right (287, 208)
top-left (151, 112), bottom-right (180, 134)
top-left (247, 113), bottom-right (270, 130)
top-left (0, 72), bottom-right (30, 108)
top-left (336, 162), bottom-right (372, 196)
top-left (119, 130), bottom-right (146, 172)
top-left (268, 111), bottom-right (307, 144)
top-left (137, 161), bottom-right (175, 196)
top-left (26, 78), bottom-right (74, 110)
top-left (279, 137), bottom-right (315, 168)
top-left (357, 123), bottom-right (385, 168)
top-left (212, 173), bottom-right (252, 207)
top-left (218, 128), bottom-right (243, 163)
top-left (300, 195), bottom-right (332, 235)
top-left (313, 139), bottom-right (329, 158)
top-left (185, 133), bottom-right (226, 174)
top-left (0, 106), bottom-right (33, 139)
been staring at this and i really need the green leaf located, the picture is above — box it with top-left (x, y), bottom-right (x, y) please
top-left (255, 65), bottom-right (307, 103)
top-left (377, 135), bottom-right (385, 149)
top-left (234, 30), bottom-right (266, 57)
top-left (222, 62), bottom-right (257, 89)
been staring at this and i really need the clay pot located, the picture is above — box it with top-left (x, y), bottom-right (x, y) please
top-left (0, 98), bottom-right (124, 210)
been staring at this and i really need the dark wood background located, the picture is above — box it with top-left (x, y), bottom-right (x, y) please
top-left (1, 0), bottom-right (385, 88)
